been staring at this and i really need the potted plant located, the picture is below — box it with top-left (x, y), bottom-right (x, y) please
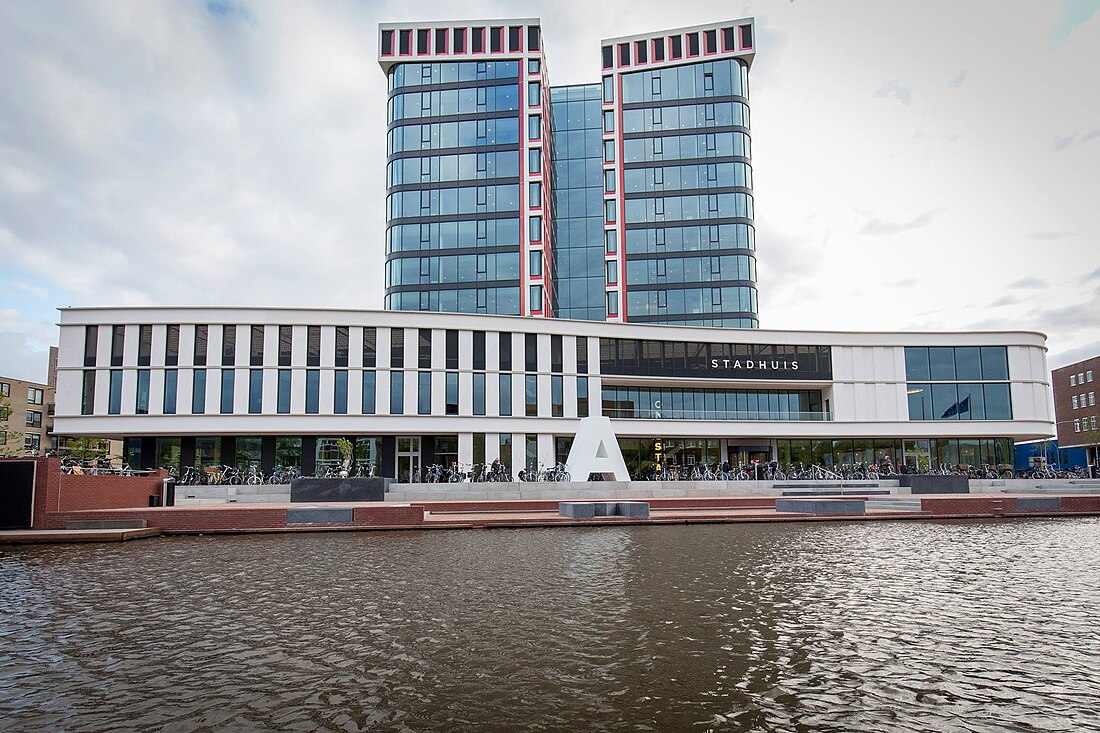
top-left (336, 438), bottom-right (354, 478)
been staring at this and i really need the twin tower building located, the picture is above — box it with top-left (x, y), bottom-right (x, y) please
top-left (51, 18), bottom-right (1053, 479)
top-left (380, 19), bottom-right (759, 327)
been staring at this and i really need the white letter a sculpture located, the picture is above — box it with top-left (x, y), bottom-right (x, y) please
top-left (565, 416), bottom-right (631, 481)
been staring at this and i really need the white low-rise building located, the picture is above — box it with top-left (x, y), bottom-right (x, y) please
top-left (52, 306), bottom-right (1052, 480)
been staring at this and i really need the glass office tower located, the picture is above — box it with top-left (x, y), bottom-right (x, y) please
top-left (602, 23), bottom-right (758, 327)
top-left (380, 19), bottom-right (756, 327)
top-left (380, 21), bottom-right (552, 317)
top-left (550, 85), bottom-right (606, 321)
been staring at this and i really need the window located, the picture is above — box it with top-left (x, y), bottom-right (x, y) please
top-left (687, 32), bottom-right (700, 55)
top-left (530, 251), bottom-right (543, 277)
top-left (529, 181), bottom-right (541, 206)
top-left (1075, 419), bottom-right (1081, 432)
top-left (26, 410), bottom-right (42, 428)
top-left (605, 199), bottom-right (617, 223)
top-left (363, 327), bottom-right (377, 367)
top-left (192, 369), bottom-right (206, 414)
top-left (1073, 396), bottom-right (1079, 409)
top-left (577, 337), bottom-right (588, 374)
top-left (136, 370), bottom-right (150, 414)
top-left (81, 371), bottom-right (95, 415)
top-left (740, 24), bottom-right (753, 48)
top-left (618, 42), bottom-right (630, 65)
top-left (499, 373), bottom-right (512, 415)
top-left (390, 329), bottom-right (404, 368)
top-left (419, 328), bottom-right (433, 369)
top-left (604, 139), bottom-right (616, 162)
top-left (551, 375), bottom-right (564, 417)
top-left (603, 110), bottom-right (615, 133)
top-left (525, 333), bottom-right (537, 371)
top-left (278, 370), bottom-right (291, 414)
top-left (491, 26), bottom-right (502, 52)
top-left (454, 27), bottom-right (465, 53)
top-left (335, 327), bottom-right (349, 367)
top-left (653, 37), bottom-right (665, 62)
top-left (529, 215), bottom-right (542, 241)
top-left (529, 148), bottom-right (541, 174)
top-left (1071, 374), bottom-right (1077, 386)
top-left (606, 261), bottom-right (618, 285)
top-left (1080, 373), bottom-right (1085, 384)
top-left (247, 325), bottom-right (263, 366)
top-left (241, 369), bottom-right (259, 414)
top-left (108, 325), bottom-right (125, 367)
top-left (164, 325), bottom-right (179, 366)
top-left (636, 39), bottom-right (647, 64)
top-left (528, 115), bottom-right (541, 140)
top-left (1091, 392), bottom-right (1096, 406)
top-left (305, 369), bottom-right (319, 414)
top-left (24, 434), bottom-right (40, 454)
top-left (307, 326), bottom-right (321, 367)
top-left (446, 372), bottom-right (459, 415)
top-left (137, 325), bottom-right (152, 366)
top-left (222, 325), bottom-right (236, 366)
top-left (528, 81), bottom-right (540, 105)
top-left (551, 335), bottom-right (562, 373)
top-left (163, 370), bottom-right (177, 414)
top-left (473, 331), bottom-right (485, 370)
top-left (435, 28), bottom-right (447, 53)
top-left (605, 230), bottom-right (617, 253)
top-left (670, 35), bottom-right (682, 58)
top-left (473, 373), bottom-right (486, 415)
top-left (602, 45), bottom-right (613, 69)
top-left (607, 292), bottom-right (619, 316)
top-left (194, 325), bottom-right (208, 365)
top-left (1087, 370), bottom-right (1093, 382)
top-left (362, 370), bottom-right (376, 414)
top-left (390, 371), bottom-right (404, 414)
top-left (604, 169), bottom-right (616, 192)
top-left (525, 374), bottom-right (538, 416)
top-left (530, 285), bottom-right (542, 310)
top-left (381, 29), bottom-right (393, 55)
top-left (602, 76), bottom-right (614, 103)
top-left (27, 387), bottom-right (44, 405)
top-left (499, 332), bottom-right (512, 371)
top-left (84, 325), bottom-right (98, 366)
top-left (108, 370), bottom-right (122, 414)
top-left (528, 58), bottom-right (540, 74)
top-left (0, 382), bottom-right (8, 397)
top-left (445, 330), bottom-right (459, 369)
top-left (220, 369), bottom-right (234, 414)
top-left (416, 28), bottom-right (428, 54)
top-left (418, 371), bottom-right (432, 415)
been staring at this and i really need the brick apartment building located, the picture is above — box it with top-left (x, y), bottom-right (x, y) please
top-left (0, 373), bottom-right (52, 456)
top-left (1052, 354), bottom-right (1100, 472)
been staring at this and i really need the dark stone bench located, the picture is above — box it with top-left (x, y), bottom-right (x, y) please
top-left (286, 507), bottom-right (355, 524)
top-left (290, 477), bottom-right (391, 503)
top-left (559, 501), bottom-right (650, 519)
top-left (64, 519), bottom-right (148, 530)
top-left (775, 498), bottom-right (866, 515)
top-left (897, 475), bottom-right (969, 494)
top-left (1015, 497), bottom-right (1061, 512)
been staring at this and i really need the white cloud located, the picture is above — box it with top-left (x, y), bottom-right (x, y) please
top-left (0, 0), bottom-right (1097, 378)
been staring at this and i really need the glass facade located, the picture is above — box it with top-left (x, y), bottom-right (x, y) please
top-left (603, 386), bottom-right (825, 421)
top-left (385, 60), bottom-right (524, 315)
top-left (618, 58), bottom-right (757, 327)
top-left (904, 347), bottom-right (1012, 421)
top-left (550, 84), bottom-right (605, 320)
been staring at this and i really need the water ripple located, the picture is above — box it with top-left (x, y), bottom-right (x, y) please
top-left (1, 518), bottom-right (1099, 731)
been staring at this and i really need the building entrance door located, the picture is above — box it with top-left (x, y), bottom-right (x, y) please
top-left (0, 461), bottom-right (35, 529)
top-left (727, 446), bottom-right (771, 467)
top-left (397, 437), bottom-right (421, 482)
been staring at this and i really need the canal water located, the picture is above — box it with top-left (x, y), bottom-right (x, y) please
top-left (2, 518), bottom-right (1099, 732)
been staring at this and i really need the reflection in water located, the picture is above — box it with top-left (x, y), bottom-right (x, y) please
top-left (2, 519), bottom-right (1099, 732)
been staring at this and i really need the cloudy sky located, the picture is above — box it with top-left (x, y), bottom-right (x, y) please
top-left (1, 0), bottom-right (1098, 383)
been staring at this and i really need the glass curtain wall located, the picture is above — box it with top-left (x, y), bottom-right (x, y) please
top-left (550, 84), bottom-right (606, 320)
top-left (619, 58), bottom-right (757, 327)
top-left (384, 60), bottom-right (523, 315)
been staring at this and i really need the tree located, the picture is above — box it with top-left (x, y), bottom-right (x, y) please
top-left (0, 394), bottom-right (24, 457)
top-left (61, 436), bottom-right (112, 462)
top-left (1078, 424), bottom-right (1100, 475)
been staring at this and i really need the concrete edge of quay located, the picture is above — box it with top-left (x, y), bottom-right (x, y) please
top-left (3, 493), bottom-right (1097, 543)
